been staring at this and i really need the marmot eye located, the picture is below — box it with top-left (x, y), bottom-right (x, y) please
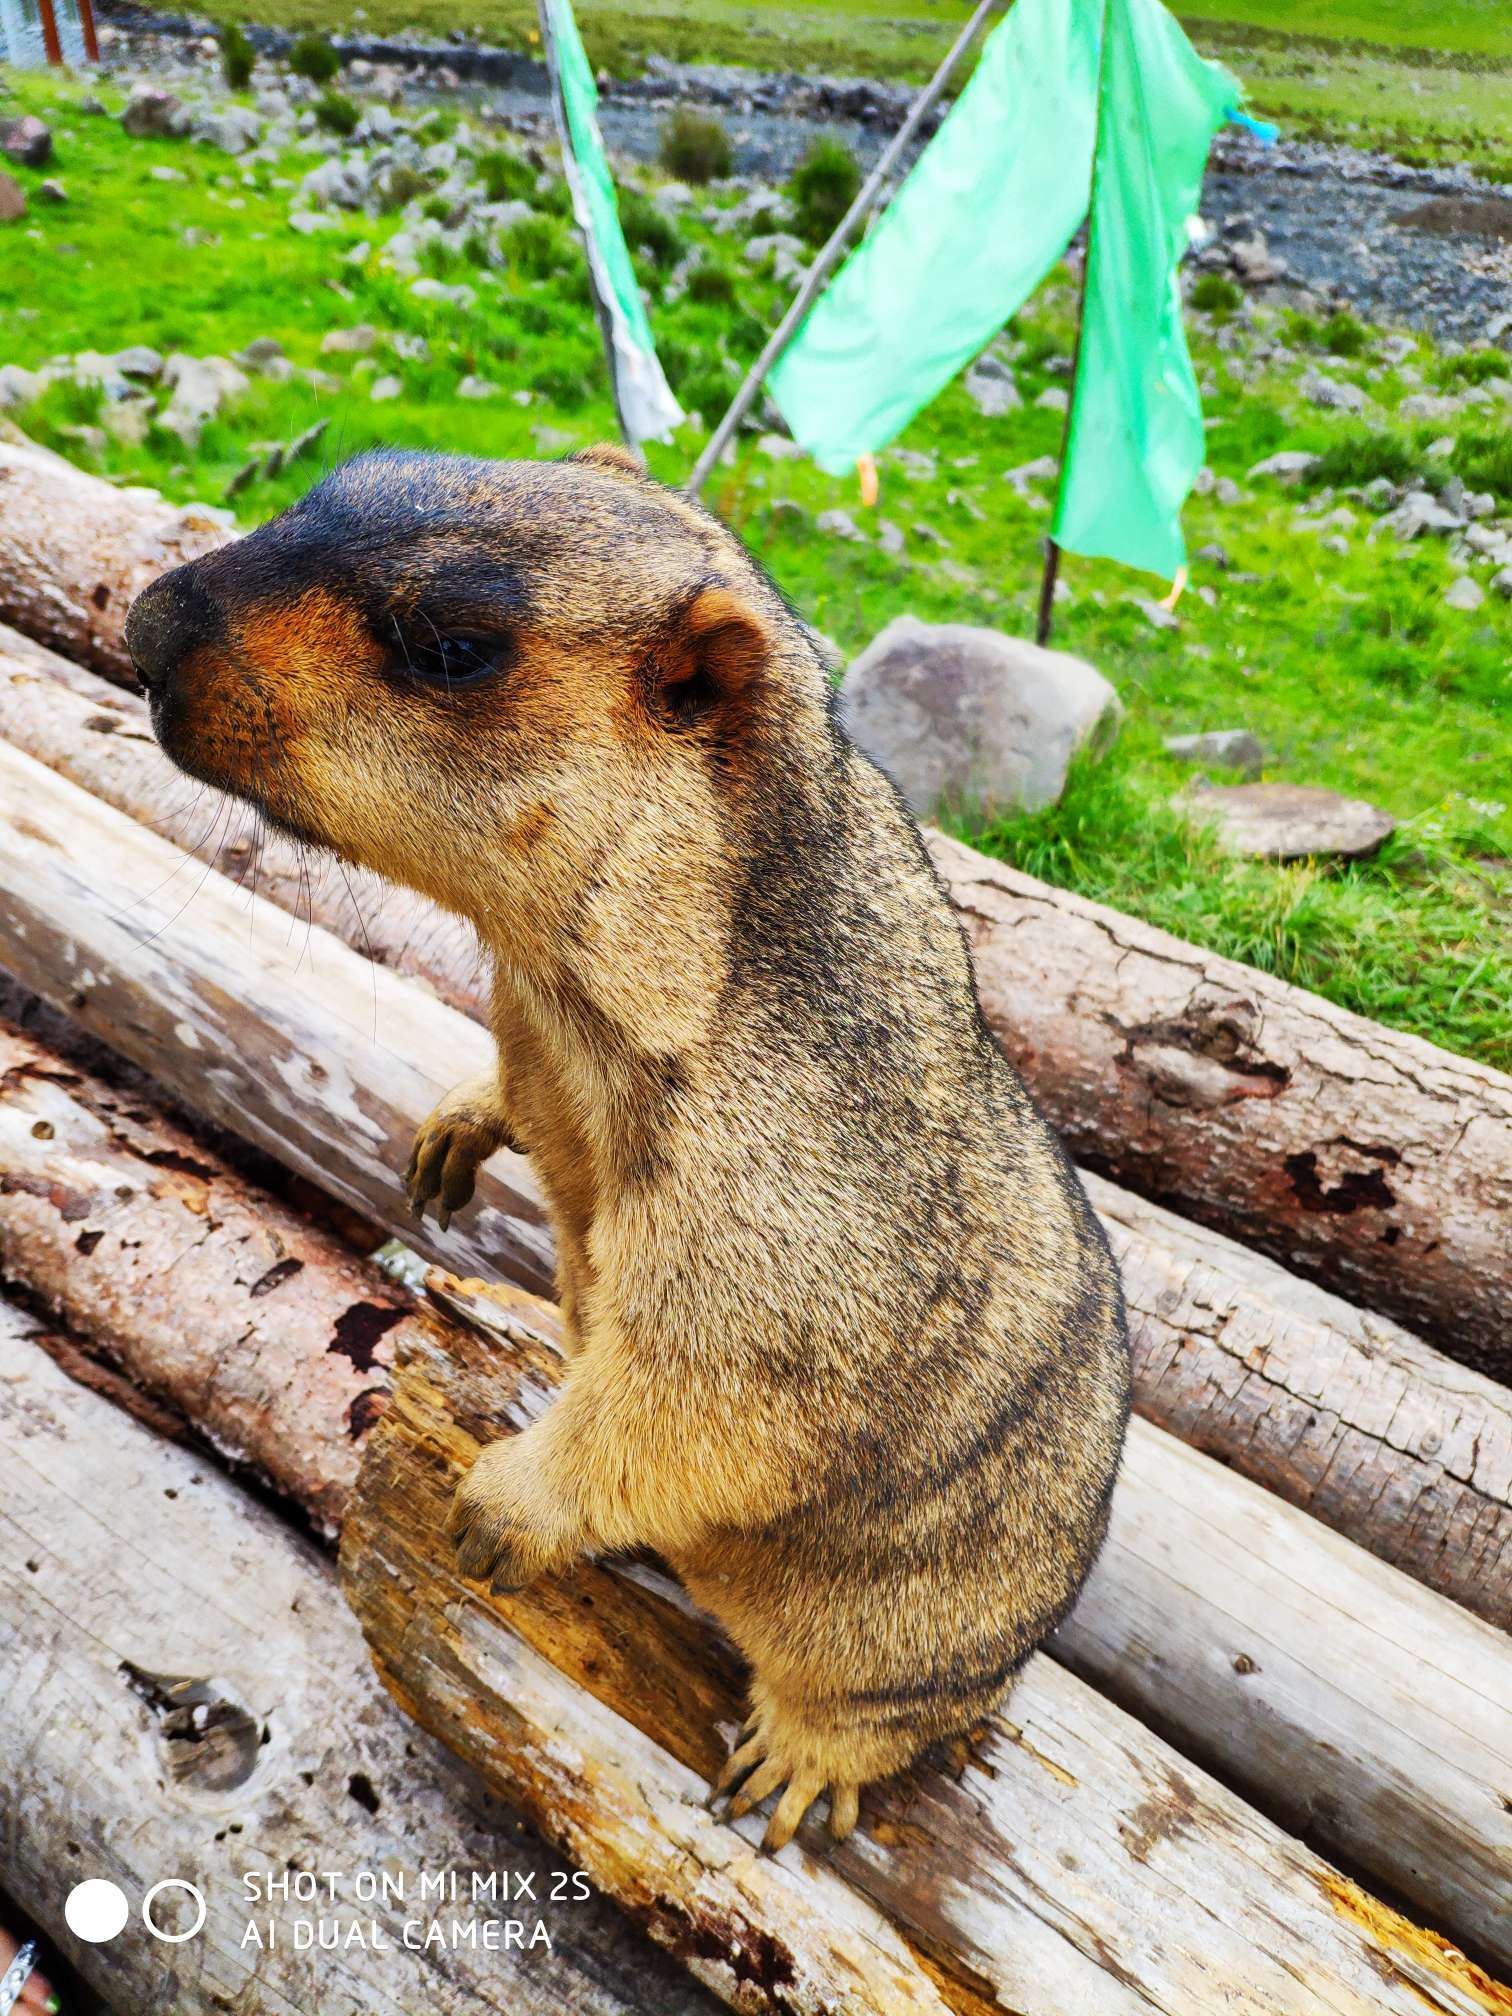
top-left (390, 622), bottom-right (506, 688)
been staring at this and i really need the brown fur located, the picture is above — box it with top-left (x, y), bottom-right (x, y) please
top-left (125, 448), bottom-right (1130, 1853)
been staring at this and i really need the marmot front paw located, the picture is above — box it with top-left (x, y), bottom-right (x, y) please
top-left (405, 1074), bottom-right (520, 1231)
top-left (447, 1441), bottom-right (560, 1595)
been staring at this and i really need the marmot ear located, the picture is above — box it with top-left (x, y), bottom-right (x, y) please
top-left (649, 586), bottom-right (771, 729)
top-left (572, 442), bottom-right (647, 478)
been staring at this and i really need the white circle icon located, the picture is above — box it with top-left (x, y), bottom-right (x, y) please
top-left (142, 1878), bottom-right (207, 1944)
top-left (64, 1878), bottom-right (130, 1943)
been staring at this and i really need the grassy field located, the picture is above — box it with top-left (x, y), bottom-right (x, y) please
top-left (0, 71), bottom-right (1508, 1065)
top-left (185, 0), bottom-right (1512, 173)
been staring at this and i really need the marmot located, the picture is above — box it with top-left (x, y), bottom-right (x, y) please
top-left (125, 447), bottom-right (1130, 1853)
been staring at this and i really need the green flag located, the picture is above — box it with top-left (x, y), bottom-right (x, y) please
top-left (769, 0), bottom-right (1103, 476)
top-left (1052, 0), bottom-right (1235, 579)
top-left (538, 0), bottom-right (682, 443)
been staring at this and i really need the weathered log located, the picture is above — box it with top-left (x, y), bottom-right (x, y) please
top-left (342, 1306), bottom-right (1512, 2016)
top-left (931, 830), bottom-right (1512, 1373)
top-left (3, 1010), bottom-right (1507, 1975)
top-left (2, 619), bottom-right (1507, 1371)
top-left (0, 1302), bottom-right (725, 2016)
top-left (0, 722), bottom-right (1506, 1632)
top-left (0, 1015), bottom-right (416, 1533)
top-left (0, 441), bottom-right (232, 684)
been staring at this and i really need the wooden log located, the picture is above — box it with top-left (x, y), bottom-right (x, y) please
top-left (0, 719), bottom-right (1506, 1631)
top-left (0, 1015), bottom-right (418, 1534)
top-left (930, 830), bottom-right (1512, 1374)
top-left (0, 624), bottom-right (489, 1022)
top-left (0, 1301), bottom-right (726, 2016)
top-left (342, 1307), bottom-right (1512, 2016)
top-left (3, 1007), bottom-right (1507, 1975)
top-left (0, 442), bottom-right (233, 686)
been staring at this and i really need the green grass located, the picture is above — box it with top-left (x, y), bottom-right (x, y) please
top-left (0, 73), bottom-right (1507, 1066)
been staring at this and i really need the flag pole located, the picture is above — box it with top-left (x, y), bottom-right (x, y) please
top-left (1037, 0), bottom-right (1114, 646)
top-left (685, 0), bottom-right (1001, 501)
top-left (37, 0), bottom-right (63, 65)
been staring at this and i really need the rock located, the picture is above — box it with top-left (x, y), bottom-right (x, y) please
top-left (101, 397), bottom-right (153, 448)
top-left (1214, 476), bottom-right (1243, 506)
top-left (0, 173), bottom-right (25, 223)
top-left (1248, 450), bottom-right (1319, 486)
top-left (2, 116), bottom-right (53, 167)
top-left (35, 178), bottom-right (66, 204)
top-left (1397, 391), bottom-right (1462, 424)
top-left (321, 324), bottom-right (381, 356)
top-left (111, 344), bottom-right (165, 381)
top-left (122, 89), bottom-right (188, 140)
top-left (409, 277), bottom-right (475, 309)
top-left (1228, 233), bottom-right (1284, 284)
top-left (301, 157), bottom-right (369, 210)
top-left (0, 363), bottom-right (41, 409)
top-left (840, 616), bottom-right (1121, 818)
top-left (1379, 490), bottom-right (1464, 541)
top-left (1164, 729), bottom-right (1262, 776)
top-left (1003, 454), bottom-right (1059, 493)
top-left (369, 375), bottom-right (403, 401)
top-left (195, 106), bottom-right (262, 155)
top-left (876, 519), bottom-right (906, 557)
top-left (1184, 782), bottom-right (1393, 861)
top-left (149, 166), bottom-right (187, 185)
top-left (1194, 542), bottom-right (1229, 569)
top-left (1491, 566), bottom-right (1512, 601)
top-left (1443, 575), bottom-right (1485, 612)
top-left (756, 432), bottom-right (802, 461)
top-left (1034, 386), bottom-right (1069, 414)
top-left (817, 509), bottom-right (865, 543)
top-left (237, 337), bottom-right (289, 375)
top-left (157, 353), bottom-right (250, 450)
top-left (456, 375), bottom-right (498, 400)
top-left (745, 232), bottom-right (807, 284)
top-left (1299, 369), bottom-right (1368, 414)
top-left (964, 355), bottom-right (1020, 418)
top-left (1129, 597), bottom-right (1179, 632)
top-left (653, 180), bottom-right (693, 215)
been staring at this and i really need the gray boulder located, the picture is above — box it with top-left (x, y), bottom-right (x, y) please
top-left (158, 353), bottom-right (250, 450)
top-left (122, 89), bottom-right (189, 139)
top-left (964, 355), bottom-right (1020, 418)
top-left (841, 616), bottom-right (1122, 817)
top-left (0, 363), bottom-right (42, 409)
top-left (196, 105), bottom-right (262, 155)
top-left (1164, 729), bottom-right (1262, 776)
top-left (1184, 782), bottom-right (1393, 860)
top-left (2, 115), bottom-right (52, 166)
top-left (1443, 576), bottom-right (1485, 613)
top-left (1248, 450), bottom-right (1319, 486)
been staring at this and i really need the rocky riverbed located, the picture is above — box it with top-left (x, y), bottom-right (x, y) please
top-left (92, 2), bottom-right (1512, 345)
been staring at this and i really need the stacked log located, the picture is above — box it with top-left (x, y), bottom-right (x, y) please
top-left (3, 1016), bottom-right (1509, 1975)
top-left (0, 601), bottom-right (1506, 1374)
top-left (0, 726), bottom-right (1505, 1631)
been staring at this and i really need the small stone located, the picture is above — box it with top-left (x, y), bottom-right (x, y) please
top-left (1034, 386), bottom-right (1069, 414)
top-left (369, 374), bottom-right (403, 401)
top-left (1194, 542), bottom-right (1229, 569)
top-left (1443, 576), bottom-right (1485, 612)
top-left (0, 172), bottom-right (25, 223)
top-left (841, 615), bottom-right (1122, 817)
top-left (2, 116), bottom-right (52, 167)
top-left (195, 106), bottom-right (262, 156)
top-left (756, 432), bottom-right (803, 461)
top-left (111, 344), bottom-right (164, 381)
top-left (1215, 476), bottom-right (1243, 506)
top-left (0, 363), bottom-right (41, 408)
top-left (1380, 490), bottom-right (1464, 542)
top-left (321, 324), bottom-right (381, 356)
top-left (1184, 782), bottom-right (1393, 860)
top-left (237, 337), bottom-right (289, 374)
top-left (1490, 566), bottom-right (1512, 601)
top-left (1164, 729), bottom-right (1263, 776)
top-left (149, 166), bottom-right (188, 185)
top-left (877, 519), bottom-right (906, 557)
top-left (1248, 450), bottom-right (1319, 486)
top-left (817, 509), bottom-right (865, 543)
top-left (964, 354), bottom-right (1021, 418)
top-left (1003, 454), bottom-right (1059, 493)
top-left (456, 375), bottom-right (498, 400)
top-left (1299, 369), bottom-right (1368, 415)
top-left (122, 89), bottom-right (188, 140)
top-left (1129, 597), bottom-right (1179, 632)
top-left (409, 277), bottom-right (475, 309)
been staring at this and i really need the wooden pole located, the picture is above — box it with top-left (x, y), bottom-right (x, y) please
top-left (75, 0), bottom-right (100, 65)
top-left (36, 0), bottom-right (63, 66)
top-left (685, 0), bottom-right (1001, 499)
top-left (1036, 0), bottom-right (1111, 644)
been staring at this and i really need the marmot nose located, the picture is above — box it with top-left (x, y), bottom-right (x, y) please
top-left (124, 570), bottom-right (219, 694)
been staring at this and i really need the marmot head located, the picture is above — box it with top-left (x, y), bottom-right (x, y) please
top-left (125, 448), bottom-right (829, 930)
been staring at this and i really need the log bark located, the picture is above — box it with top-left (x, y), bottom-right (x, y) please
top-left (342, 1305), bottom-right (1512, 2016)
top-left (0, 724), bottom-right (1506, 1630)
top-left (0, 441), bottom-right (232, 685)
top-left (2, 1006), bottom-right (1507, 1976)
top-left (0, 1015), bottom-right (418, 1534)
top-left (931, 830), bottom-right (1512, 1374)
top-left (0, 1302), bottom-right (725, 2016)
